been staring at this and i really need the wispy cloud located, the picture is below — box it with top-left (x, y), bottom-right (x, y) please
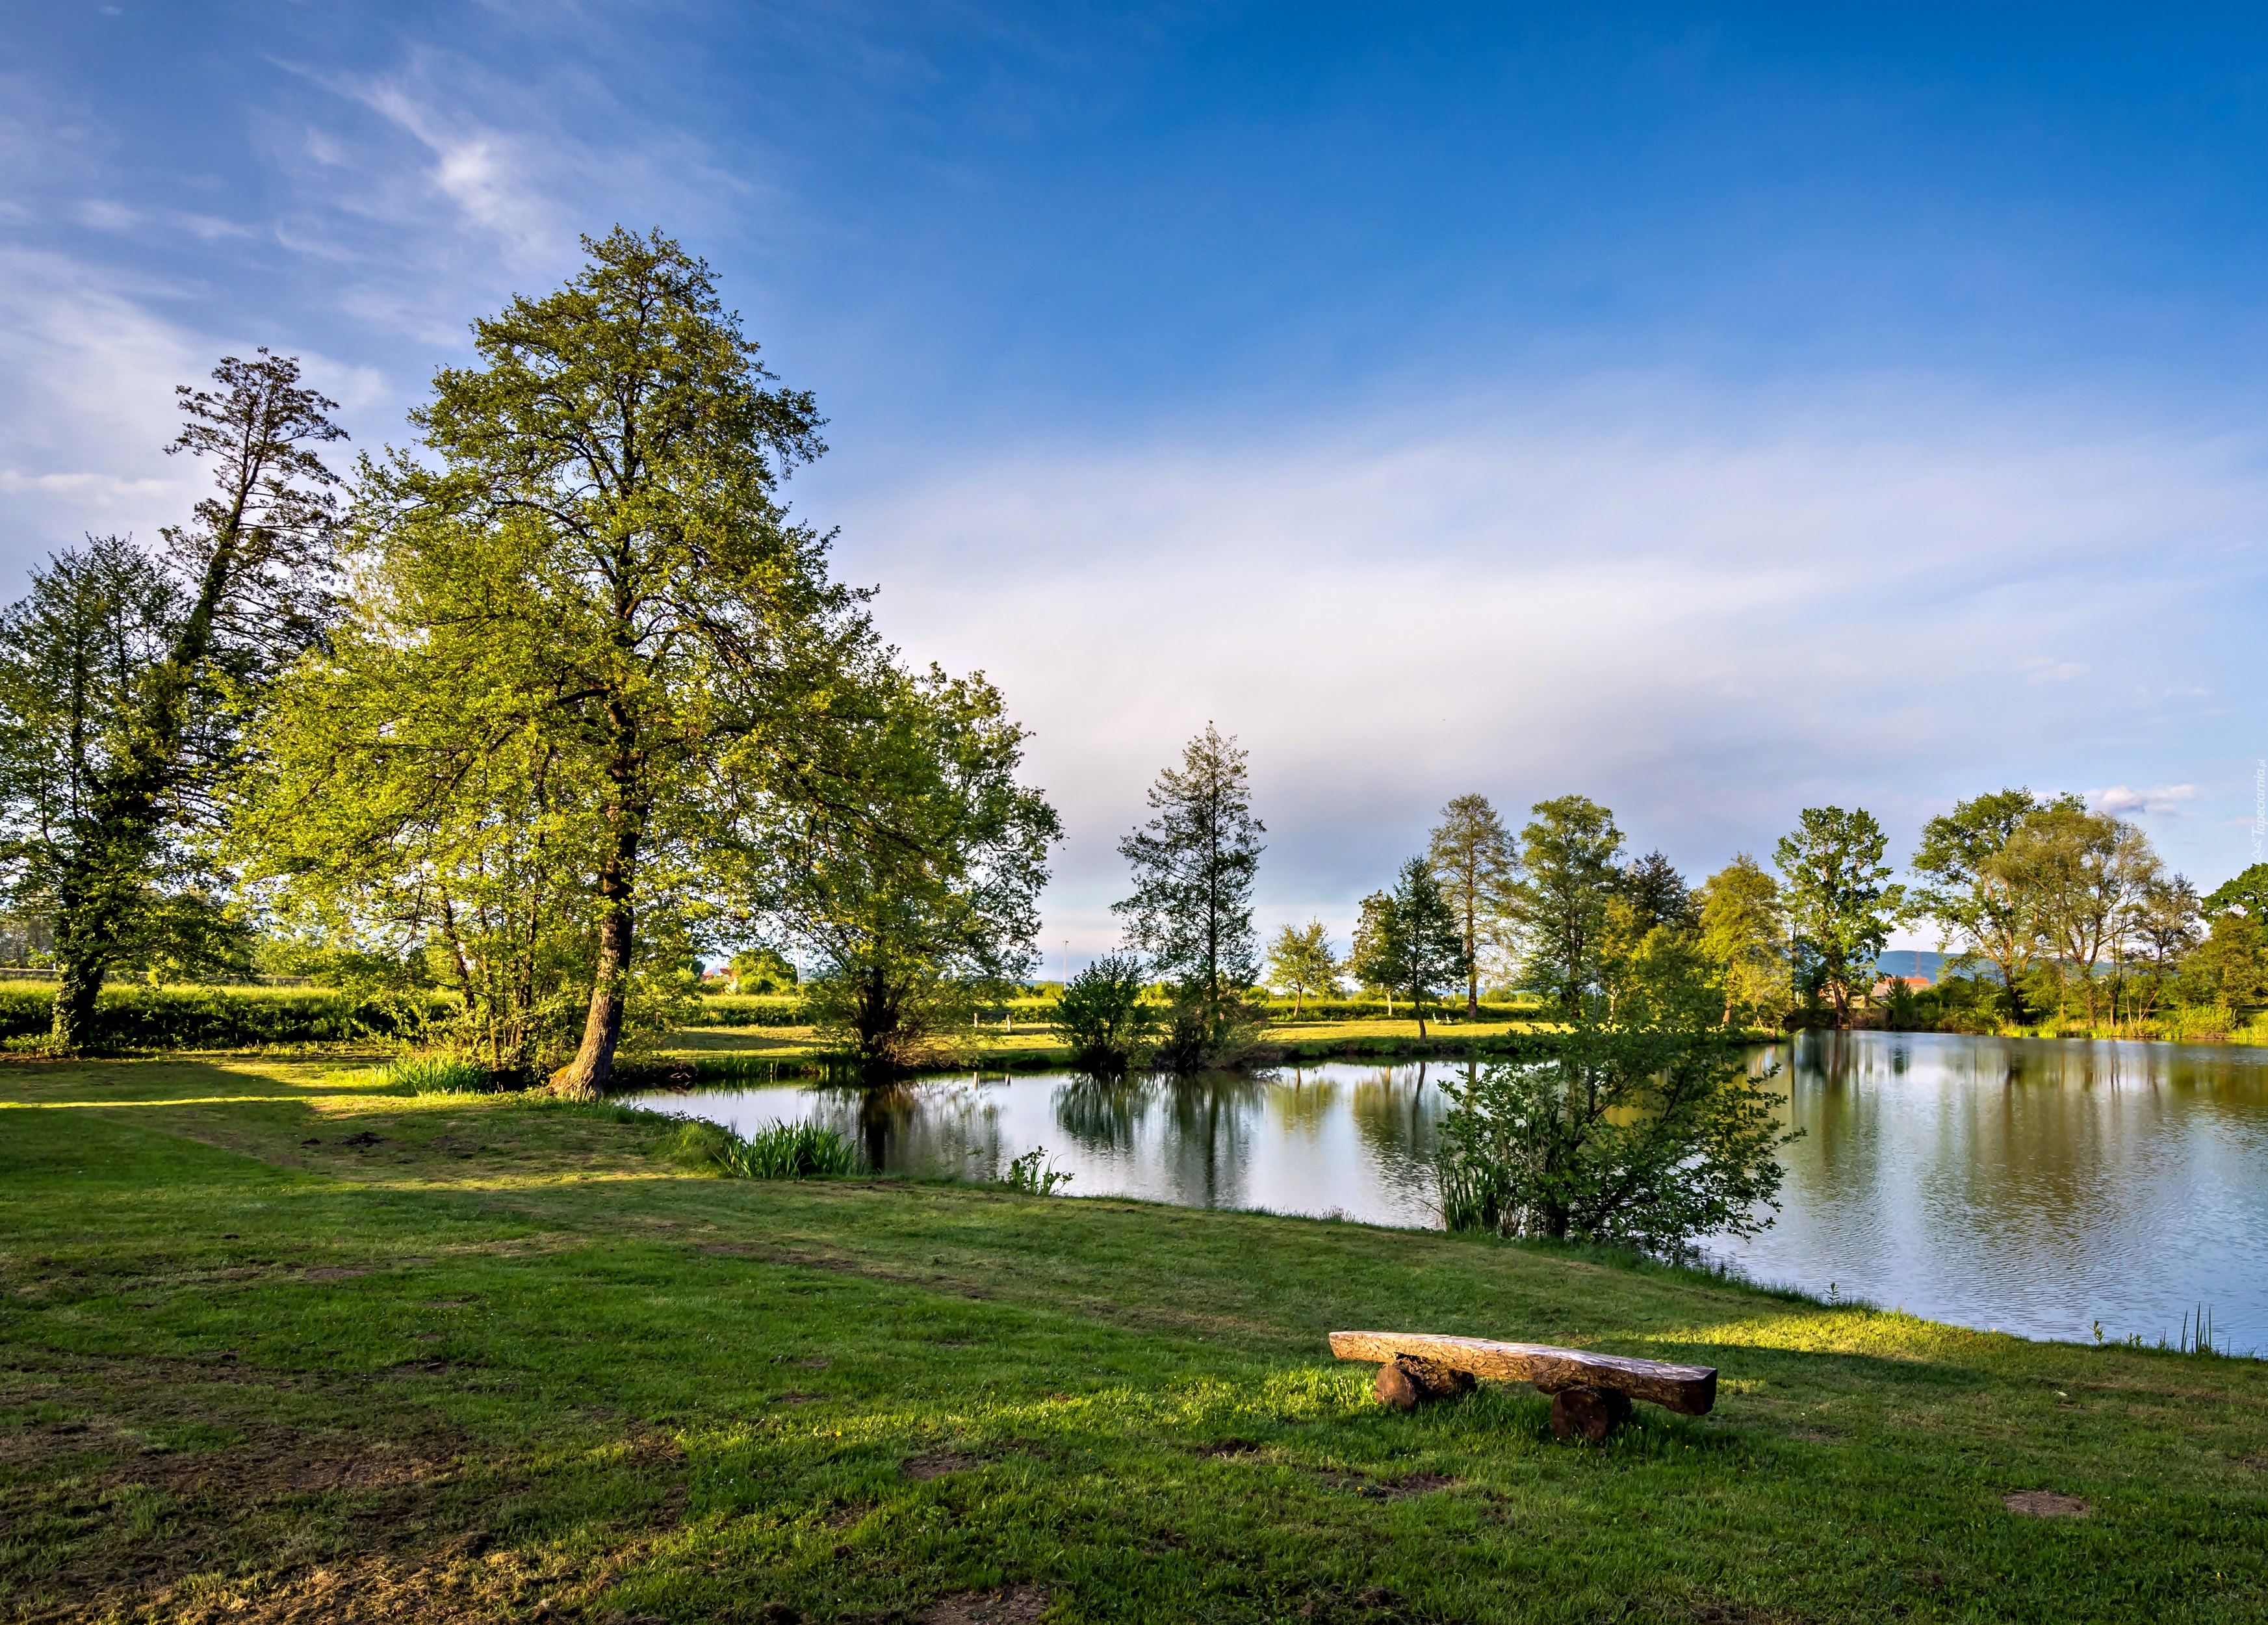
top-left (2091, 784), bottom-right (2200, 816)
top-left (821, 381), bottom-right (2268, 944)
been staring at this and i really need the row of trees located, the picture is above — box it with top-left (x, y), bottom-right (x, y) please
top-left (1259, 788), bottom-right (2262, 1035)
top-left (0, 231), bottom-right (1060, 1084)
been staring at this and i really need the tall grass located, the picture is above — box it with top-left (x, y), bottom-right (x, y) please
top-left (715, 1119), bottom-right (864, 1179)
top-left (357, 1054), bottom-right (498, 1094)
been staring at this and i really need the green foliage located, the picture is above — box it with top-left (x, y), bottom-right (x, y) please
top-left (2201, 862), bottom-right (2268, 923)
top-left (1436, 1019), bottom-right (1799, 1254)
top-left (1426, 793), bottom-right (1519, 1013)
top-left (1345, 857), bottom-right (1469, 1037)
top-left (1054, 953), bottom-right (1157, 1074)
top-left (231, 229), bottom-right (865, 1096)
top-left (2180, 912), bottom-right (2268, 1009)
top-left (1998, 800), bottom-right (2157, 1026)
top-left (0, 346), bottom-right (346, 1052)
top-left (369, 1054), bottom-right (496, 1095)
top-left (728, 948), bottom-right (799, 994)
top-left (999, 1146), bottom-right (1076, 1195)
top-left (1151, 988), bottom-right (1267, 1074)
top-left (772, 664), bottom-right (1059, 1074)
top-left (1508, 794), bottom-right (1625, 1015)
top-left (0, 983), bottom-right (446, 1050)
top-left (686, 994), bottom-right (810, 1028)
top-left (1775, 805), bottom-right (1905, 1028)
top-left (1697, 853), bottom-right (1791, 1028)
top-left (1261, 919), bottom-right (1341, 1014)
top-left (1113, 723), bottom-right (1264, 1061)
top-left (1912, 788), bottom-right (2042, 1019)
top-left (712, 1118), bottom-right (864, 1179)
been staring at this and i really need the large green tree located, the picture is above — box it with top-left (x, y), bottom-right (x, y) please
top-left (1113, 723), bottom-right (1264, 1054)
top-left (235, 230), bottom-right (872, 1093)
top-left (1507, 794), bottom-right (1624, 1015)
top-left (1697, 852), bottom-right (1790, 1028)
top-left (1345, 857), bottom-right (1469, 1037)
top-left (1912, 788), bottom-right (2044, 1022)
top-left (2201, 862), bottom-right (2268, 926)
top-left (1774, 805), bottom-right (1905, 1028)
top-left (1426, 792), bottom-right (1518, 1015)
top-left (1998, 800), bottom-right (2157, 1026)
top-left (772, 665), bottom-right (1059, 1072)
top-left (0, 354), bottom-right (344, 1050)
top-left (1262, 918), bottom-right (1341, 1015)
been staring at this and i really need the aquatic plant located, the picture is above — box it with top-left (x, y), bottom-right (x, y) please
top-left (717, 1119), bottom-right (864, 1179)
top-left (999, 1147), bottom-right (1075, 1195)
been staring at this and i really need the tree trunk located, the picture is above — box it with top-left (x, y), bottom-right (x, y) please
top-left (50, 944), bottom-right (103, 1053)
top-left (555, 827), bottom-right (639, 1098)
top-left (1465, 898), bottom-right (1480, 1017)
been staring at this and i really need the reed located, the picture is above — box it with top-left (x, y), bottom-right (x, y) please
top-left (715, 1119), bottom-right (863, 1180)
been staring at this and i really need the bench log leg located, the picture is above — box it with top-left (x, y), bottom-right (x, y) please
top-left (1372, 1355), bottom-right (1477, 1411)
top-left (1548, 1385), bottom-right (1632, 1442)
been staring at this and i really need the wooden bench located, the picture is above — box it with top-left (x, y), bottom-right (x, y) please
top-left (1329, 1331), bottom-right (1718, 1441)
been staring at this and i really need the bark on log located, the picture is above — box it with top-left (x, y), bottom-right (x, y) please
top-left (1372, 1355), bottom-right (1476, 1409)
top-left (1328, 1331), bottom-right (1716, 1416)
top-left (1549, 1385), bottom-right (1632, 1442)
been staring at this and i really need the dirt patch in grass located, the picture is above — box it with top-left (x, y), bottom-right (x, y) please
top-left (903, 1451), bottom-right (985, 1481)
top-left (914, 1584), bottom-right (1051, 1624)
top-left (1317, 1469), bottom-right (1455, 1500)
top-left (1198, 1438), bottom-right (1261, 1457)
top-left (2004, 1489), bottom-right (2089, 1517)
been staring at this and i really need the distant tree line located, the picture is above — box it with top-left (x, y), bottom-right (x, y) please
top-left (1253, 786), bottom-right (2263, 1039)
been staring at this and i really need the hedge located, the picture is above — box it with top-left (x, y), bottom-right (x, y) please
top-left (0, 983), bottom-right (455, 1050)
top-left (684, 994), bottom-right (811, 1028)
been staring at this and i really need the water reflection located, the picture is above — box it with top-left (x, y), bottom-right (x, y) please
top-left (631, 1032), bottom-right (2268, 1349)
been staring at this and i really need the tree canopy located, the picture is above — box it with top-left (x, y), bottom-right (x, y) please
top-left (1113, 723), bottom-right (1263, 1060)
top-left (234, 231), bottom-right (907, 1090)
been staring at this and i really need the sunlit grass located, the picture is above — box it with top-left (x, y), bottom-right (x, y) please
top-left (3, 1055), bottom-right (2263, 1622)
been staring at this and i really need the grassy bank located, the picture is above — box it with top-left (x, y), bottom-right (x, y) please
top-left (3, 1058), bottom-right (2264, 1622)
top-left (651, 1015), bottom-right (1580, 1081)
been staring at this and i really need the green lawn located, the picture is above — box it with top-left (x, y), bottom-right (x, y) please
top-left (3, 1058), bottom-right (2263, 1622)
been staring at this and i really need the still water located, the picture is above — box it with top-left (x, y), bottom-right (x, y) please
top-left (630, 1031), bottom-right (2268, 1351)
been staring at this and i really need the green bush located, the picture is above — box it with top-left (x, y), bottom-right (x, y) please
top-left (0, 983), bottom-right (455, 1050)
top-left (684, 994), bottom-right (810, 1028)
top-left (1054, 955), bottom-right (1155, 1074)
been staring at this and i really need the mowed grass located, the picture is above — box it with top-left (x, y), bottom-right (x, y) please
top-left (2, 1060), bottom-right (2264, 1623)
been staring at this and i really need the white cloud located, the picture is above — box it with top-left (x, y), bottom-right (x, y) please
top-left (816, 383), bottom-right (2268, 949)
top-left (2091, 785), bottom-right (2200, 816)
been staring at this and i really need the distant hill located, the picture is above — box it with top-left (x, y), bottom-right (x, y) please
top-left (1871, 949), bottom-right (1948, 982)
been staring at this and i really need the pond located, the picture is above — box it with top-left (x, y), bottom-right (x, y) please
top-left (628, 1030), bottom-right (2268, 1352)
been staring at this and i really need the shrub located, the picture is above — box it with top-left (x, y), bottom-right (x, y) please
top-left (1435, 1019), bottom-right (1799, 1256)
top-left (1054, 954), bottom-right (1155, 1074)
top-left (0, 983), bottom-right (455, 1050)
top-left (715, 1119), bottom-right (863, 1179)
top-left (688, 994), bottom-right (810, 1028)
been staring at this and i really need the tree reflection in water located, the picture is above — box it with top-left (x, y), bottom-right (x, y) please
top-left (626, 1034), bottom-right (2268, 1346)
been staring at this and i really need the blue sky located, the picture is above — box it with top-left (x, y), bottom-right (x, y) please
top-left (6, 3), bottom-right (2267, 961)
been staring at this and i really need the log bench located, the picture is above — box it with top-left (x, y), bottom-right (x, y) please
top-left (1329, 1331), bottom-right (1718, 1441)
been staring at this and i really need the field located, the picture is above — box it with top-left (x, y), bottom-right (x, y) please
top-left (3, 1056), bottom-right (2265, 1623)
